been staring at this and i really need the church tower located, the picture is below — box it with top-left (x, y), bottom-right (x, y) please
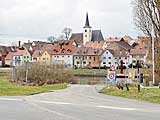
top-left (83, 12), bottom-right (92, 45)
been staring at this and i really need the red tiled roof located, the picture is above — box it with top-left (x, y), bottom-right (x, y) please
top-left (13, 50), bottom-right (25, 56)
top-left (47, 45), bottom-right (76, 55)
top-left (5, 52), bottom-right (15, 60)
top-left (73, 47), bottom-right (104, 56)
top-left (85, 41), bottom-right (105, 49)
top-left (105, 37), bottom-right (123, 42)
top-left (130, 45), bottom-right (147, 55)
top-left (32, 50), bottom-right (44, 58)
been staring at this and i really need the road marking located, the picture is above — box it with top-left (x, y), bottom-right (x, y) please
top-left (97, 105), bottom-right (137, 111)
top-left (0, 97), bottom-right (138, 111)
top-left (0, 98), bottom-right (21, 101)
top-left (31, 100), bottom-right (73, 105)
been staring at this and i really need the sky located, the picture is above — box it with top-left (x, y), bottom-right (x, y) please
top-left (0, 0), bottom-right (143, 45)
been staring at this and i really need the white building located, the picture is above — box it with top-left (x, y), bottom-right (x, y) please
top-left (100, 49), bottom-right (116, 67)
top-left (52, 55), bottom-right (73, 68)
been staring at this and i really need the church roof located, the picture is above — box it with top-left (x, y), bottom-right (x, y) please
top-left (69, 33), bottom-right (83, 41)
top-left (70, 30), bottom-right (104, 42)
top-left (91, 30), bottom-right (104, 41)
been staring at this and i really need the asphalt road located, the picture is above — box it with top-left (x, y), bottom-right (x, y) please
top-left (0, 85), bottom-right (160, 120)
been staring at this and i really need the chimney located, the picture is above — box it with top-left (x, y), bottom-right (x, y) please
top-left (18, 41), bottom-right (21, 47)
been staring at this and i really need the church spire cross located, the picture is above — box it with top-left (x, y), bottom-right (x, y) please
top-left (83, 12), bottom-right (91, 28)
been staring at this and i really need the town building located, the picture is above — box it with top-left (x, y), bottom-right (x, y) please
top-left (73, 47), bottom-right (104, 68)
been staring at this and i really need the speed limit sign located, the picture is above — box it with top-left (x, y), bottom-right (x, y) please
top-left (109, 73), bottom-right (114, 79)
top-left (107, 67), bottom-right (116, 81)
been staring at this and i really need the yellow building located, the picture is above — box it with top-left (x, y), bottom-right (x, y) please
top-left (39, 51), bottom-right (51, 64)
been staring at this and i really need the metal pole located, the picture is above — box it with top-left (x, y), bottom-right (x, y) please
top-left (152, 25), bottom-right (155, 85)
top-left (25, 61), bottom-right (29, 84)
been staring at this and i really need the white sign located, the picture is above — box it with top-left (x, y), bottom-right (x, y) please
top-left (107, 65), bottom-right (116, 81)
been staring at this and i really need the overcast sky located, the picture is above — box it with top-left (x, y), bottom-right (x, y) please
top-left (0, 0), bottom-right (142, 43)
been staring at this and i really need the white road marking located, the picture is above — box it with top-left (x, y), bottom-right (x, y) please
top-left (0, 98), bottom-right (21, 101)
top-left (30, 100), bottom-right (72, 105)
top-left (0, 97), bottom-right (138, 111)
top-left (97, 105), bottom-right (137, 111)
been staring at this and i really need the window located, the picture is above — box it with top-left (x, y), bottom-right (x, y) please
top-left (43, 58), bottom-right (45, 60)
top-left (83, 61), bottom-right (86, 64)
top-left (77, 61), bottom-right (79, 64)
top-left (75, 57), bottom-right (78, 59)
top-left (54, 56), bottom-right (56, 57)
top-left (108, 62), bottom-right (111, 64)
top-left (119, 57), bottom-right (121, 59)
top-left (108, 57), bottom-right (111, 59)
top-left (57, 56), bottom-right (59, 58)
top-left (103, 57), bottom-right (106, 59)
top-left (62, 56), bottom-right (64, 57)
top-left (89, 56), bottom-right (92, 60)
top-left (106, 52), bottom-right (108, 54)
top-left (24, 56), bottom-right (26, 59)
top-left (93, 57), bottom-right (96, 61)
top-left (68, 56), bottom-right (70, 58)
top-left (27, 56), bottom-right (29, 58)
top-left (125, 57), bottom-right (127, 59)
top-left (103, 62), bottom-right (106, 64)
top-left (85, 30), bottom-right (87, 32)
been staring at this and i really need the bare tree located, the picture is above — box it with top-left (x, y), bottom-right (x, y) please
top-left (62, 27), bottom-right (72, 40)
top-left (133, 0), bottom-right (160, 84)
top-left (47, 36), bottom-right (57, 43)
top-left (133, 0), bottom-right (160, 42)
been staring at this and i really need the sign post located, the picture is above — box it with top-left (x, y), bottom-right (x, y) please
top-left (107, 65), bottom-right (116, 82)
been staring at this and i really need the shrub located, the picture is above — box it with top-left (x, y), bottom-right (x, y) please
top-left (17, 63), bottom-right (76, 86)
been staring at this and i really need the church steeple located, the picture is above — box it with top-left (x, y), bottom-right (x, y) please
top-left (83, 12), bottom-right (92, 45)
top-left (83, 12), bottom-right (91, 28)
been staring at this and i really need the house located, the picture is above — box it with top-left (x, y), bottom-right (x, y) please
top-left (129, 45), bottom-right (147, 66)
top-left (39, 51), bottom-right (51, 64)
top-left (100, 49), bottom-right (116, 68)
top-left (51, 45), bottom-right (76, 67)
top-left (0, 46), bottom-right (14, 66)
top-left (85, 41), bottom-right (105, 49)
top-left (70, 13), bottom-right (104, 45)
top-left (12, 48), bottom-right (32, 66)
top-left (106, 40), bottom-right (132, 67)
top-left (5, 52), bottom-right (15, 66)
top-left (73, 47), bottom-right (104, 68)
top-left (32, 50), bottom-right (43, 62)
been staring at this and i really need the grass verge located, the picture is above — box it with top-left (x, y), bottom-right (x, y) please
top-left (100, 86), bottom-right (160, 104)
top-left (0, 77), bottom-right (67, 96)
top-left (69, 68), bottom-right (107, 74)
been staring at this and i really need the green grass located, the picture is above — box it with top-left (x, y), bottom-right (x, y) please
top-left (100, 86), bottom-right (160, 104)
top-left (69, 68), bottom-right (107, 74)
top-left (0, 76), bottom-right (67, 96)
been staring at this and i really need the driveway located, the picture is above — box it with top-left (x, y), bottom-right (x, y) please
top-left (0, 85), bottom-right (160, 120)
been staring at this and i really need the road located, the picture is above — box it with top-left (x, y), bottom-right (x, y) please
top-left (0, 85), bottom-right (160, 120)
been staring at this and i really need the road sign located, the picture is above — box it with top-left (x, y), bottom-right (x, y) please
top-left (107, 65), bottom-right (116, 82)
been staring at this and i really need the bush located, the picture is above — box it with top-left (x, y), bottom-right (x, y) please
top-left (17, 63), bottom-right (76, 86)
